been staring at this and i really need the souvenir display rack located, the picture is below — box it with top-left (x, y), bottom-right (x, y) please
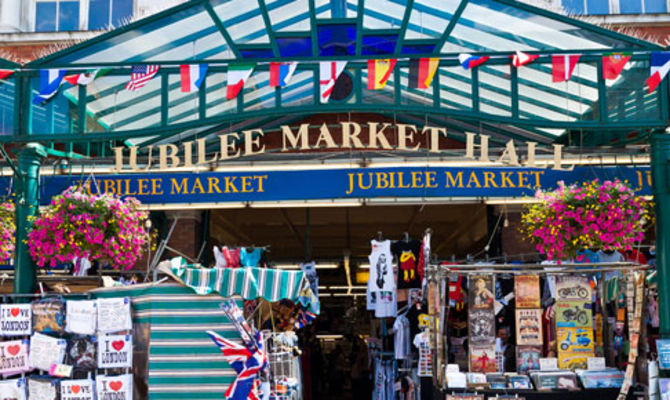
top-left (425, 261), bottom-right (650, 400)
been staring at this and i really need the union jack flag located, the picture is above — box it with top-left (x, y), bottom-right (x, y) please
top-left (207, 330), bottom-right (267, 400)
top-left (294, 308), bottom-right (317, 330)
top-left (125, 65), bottom-right (160, 91)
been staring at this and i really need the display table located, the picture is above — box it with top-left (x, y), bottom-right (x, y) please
top-left (436, 387), bottom-right (634, 400)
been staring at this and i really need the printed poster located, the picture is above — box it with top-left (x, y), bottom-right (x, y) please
top-left (660, 378), bottom-right (670, 400)
top-left (469, 342), bottom-right (497, 373)
top-left (98, 334), bottom-right (133, 369)
top-left (0, 378), bottom-right (26, 400)
top-left (516, 345), bottom-right (542, 374)
top-left (0, 304), bottom-right (32, 336)
top-left (29, 332), bottom-right (67, 371)
top-left (556, 276), bottom-right (591, 301)
top-left (96, 374), bottom-right (133, 400)
top-left (515, 309), bottom-right (543, 345)
top-left (514, 275), bottom-right (540, 308)
top-left (468, 309), bottom-right (495, 344)
top-left (0, 339), bottom-right (30, 376)
top-left (28, 378), bottom-right (57, 400)
top-left (557, 327), bottom-right (595, 354)
top-left (469, 276), bottom-right (494, 310)
top-left (657, 339), bottom-right (670, 369)
top-left (558, 352), bottom-right (589, 370)
top-left (66, 300), bottom-right (97, 336)
top-left (556, 301), bottom-right (592, 328)
top-left (97, 297), bottom-right (132, 333)
top-left (60, 379), bottom-right (95, 400)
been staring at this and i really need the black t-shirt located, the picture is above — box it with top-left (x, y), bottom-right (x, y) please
top-left (392, 239), bottom-right (422, 289)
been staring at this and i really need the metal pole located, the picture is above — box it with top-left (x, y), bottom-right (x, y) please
top-left (304, 208), bottom-right (311, 262)
top-left (651, 133), bottom-right (670, 337)
top-left (13, 143), bottom-right (45, 294)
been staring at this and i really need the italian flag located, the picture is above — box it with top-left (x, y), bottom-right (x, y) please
top-left (226, 63), bottom-right (255, 100)
top-left (64, 68), bottom-right (110, 85)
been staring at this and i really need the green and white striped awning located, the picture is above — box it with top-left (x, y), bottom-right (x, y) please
top-left (92, 284), bottom-right (241, 400)
top-left (168, 264), bottom-right (320, 314)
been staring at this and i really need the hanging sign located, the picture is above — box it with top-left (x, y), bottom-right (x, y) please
top-left (29, 332), bottom-right (67, 372)
top-left (657, 339), bottom-right (670, 369)
top-left (516, 309), bottom-right (543, 345)
top-left (98, 334), bottom-right (133, 369)
top-left (66, 300), bottom-right (98, 335)
top-left (6, 165), bottom-right (650, 206)
top-left (96, 374), bottom-right (133, 400)
top-left (0, 378), bottom-right (26, 400)
top-left (97, 297), bottom-right (132, 333)
top-left (27, 378), bottom-right (58, 400)
top-left (514, 276), bottom-right (540, 309)
top-left (0, 339), bottom-right (30, 376)
top-left (0, 304), bottom-right (32, 336)
top-left (60, 379), bottom-right (95, 400)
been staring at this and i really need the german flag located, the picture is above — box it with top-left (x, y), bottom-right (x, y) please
top-left (367, 59), bottom-right (396, 90)
top-left (409, 58), bottom-right (439, 89)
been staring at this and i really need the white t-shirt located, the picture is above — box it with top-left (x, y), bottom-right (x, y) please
top-left (413, 332), bottom-right (433, 377)
top-left (393, 315), bottom-right (410, 359)
top-left (375, 289), bottom-right (397, 318)
top-left (367, 240), bottom-right (395, 311)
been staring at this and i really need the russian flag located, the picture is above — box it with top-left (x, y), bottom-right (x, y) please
top-left (647, 52), bottom-right (670, 93)
top-left (32, 69), bottom-right (66, 104)
top-left (458, 54), bottom-right (489, 70)
top-left (269, 62), bottom-right (297, 87)
top-left (180, 64), bottom-right (208, 93)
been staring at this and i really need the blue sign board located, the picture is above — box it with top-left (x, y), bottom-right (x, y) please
top-left (658, 339), bottom-right (670, 369)
top-left (0, 165), bottom-right (652, 205)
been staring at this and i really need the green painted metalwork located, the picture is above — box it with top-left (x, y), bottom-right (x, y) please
top-left (434, 0), bottom-right (469, 55)
top-left (651, 133), bottom-right (670, 337)
top-left (258, 0), bottom-right (280, 57)
top-left (13, 144), bottom-right (46, 294)
top-left (203, 1), bottom-right (241, 59)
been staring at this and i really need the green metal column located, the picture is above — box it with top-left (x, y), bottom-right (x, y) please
top-left (652, 133), bottom-right (670, 336)
top-left (13, 143), bottom-right (46, 294)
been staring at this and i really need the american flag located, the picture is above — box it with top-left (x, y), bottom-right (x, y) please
top-left (125, 65), bottom-right (160, 91)
top-left (207, 330), bottom-right (266, 400)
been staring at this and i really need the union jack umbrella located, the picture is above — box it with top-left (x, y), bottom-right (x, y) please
top-left (207, 330), bottom-right (267, 400)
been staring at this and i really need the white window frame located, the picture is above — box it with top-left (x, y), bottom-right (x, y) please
top-left (33, 0), bottom-right (85, 31)
top-left (32, 0), bottom-right (136, 32)
top-left (87, 0), bottom-right (137, 29)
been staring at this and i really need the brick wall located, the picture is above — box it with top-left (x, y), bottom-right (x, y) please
top-left (164, 210), bottom-right (204, 261)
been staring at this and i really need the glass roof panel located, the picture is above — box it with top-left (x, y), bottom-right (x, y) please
top-left (50, 4), bottom-right (229, 64)
top-left (447, 0), bottom-right (642, 52)
top-left (315, 0), bottom-right (332, 18)
top-left (363, 0), bottom-right (406, 29)
top-left (211, 0), bottom-right (270, 45)
top-left (405, 0), bottom-right (460, 39)
top-left (0, 79), bottom-right (15, 137)
top-left (267, 0), bottom-right (310, 32)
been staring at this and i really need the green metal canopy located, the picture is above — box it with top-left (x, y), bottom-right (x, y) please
top-left (12, 0), bottom-right (669, 148)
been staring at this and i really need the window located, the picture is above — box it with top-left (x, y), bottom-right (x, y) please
top-left (88, 0), bottom-right (133, 30)
top-left (35, 0), bottom-right (80, 31)
top-left (562, 0), bottom-right (668, 14)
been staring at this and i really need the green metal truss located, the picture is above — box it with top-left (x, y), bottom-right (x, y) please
top-left (5, 0), bottom-right (667, 147)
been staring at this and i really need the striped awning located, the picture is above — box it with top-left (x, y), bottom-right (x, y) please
top-left (169, 265), bottom-right (320, 314)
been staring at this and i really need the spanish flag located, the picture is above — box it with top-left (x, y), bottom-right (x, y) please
top-left (409, 58), bottom-right (439, 89)
top-left (367, 59), bottom-right (396, 90)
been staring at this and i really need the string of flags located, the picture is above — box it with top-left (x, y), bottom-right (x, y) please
top-left (19, 50), bottom-right (670, 105)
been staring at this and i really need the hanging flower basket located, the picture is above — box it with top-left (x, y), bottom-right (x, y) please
top-left (0, 201), bottom-right (14, 263)
top-left (27, 186), bottom-right (152, 269)
top-left (520, 179), bottom-right (651, 261)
